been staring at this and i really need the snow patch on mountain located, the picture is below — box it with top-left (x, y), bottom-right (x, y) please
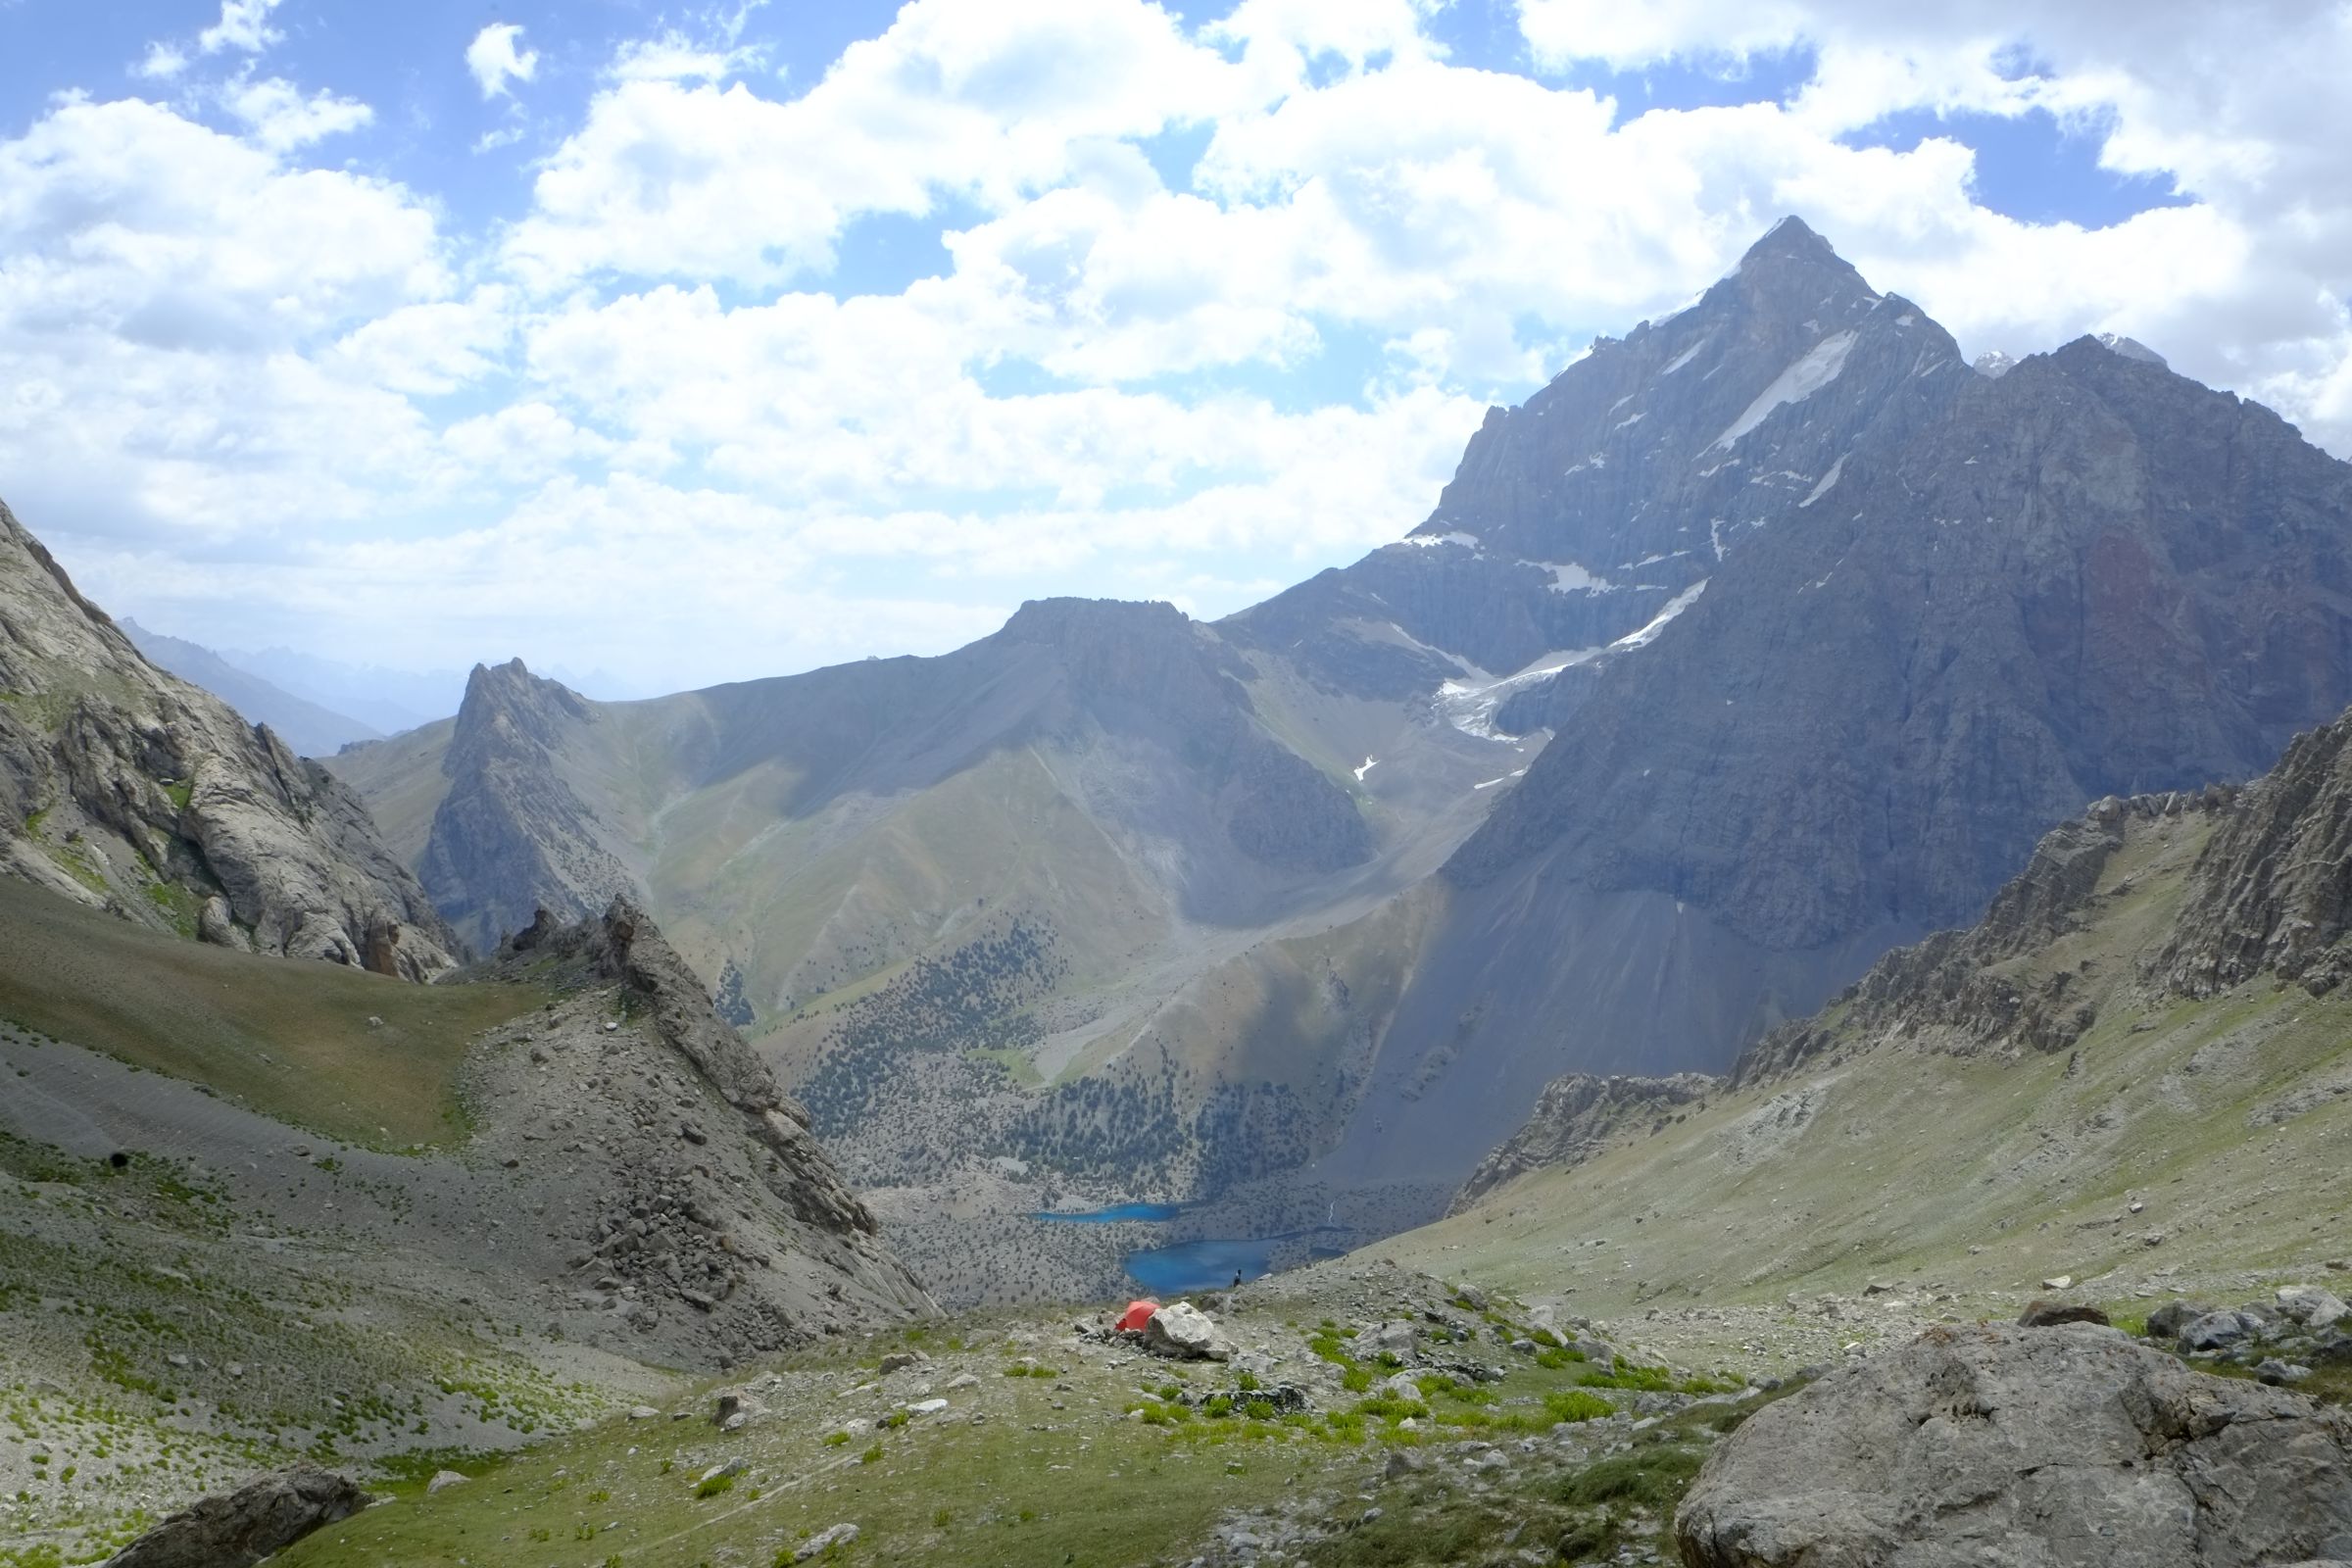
top-left (1613, 580), bottom-right (1709, 650)
top-left (1709, 330), bottom-right (1859, 451)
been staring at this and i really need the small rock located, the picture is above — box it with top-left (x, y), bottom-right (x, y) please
top-left (425, 1470), bottom-right (468, 1494)
top-left (1383, 1449), bottom-right (1422, 1482)
top-left (906, 1398), bottom-right (949, 1415)
top-left (713, 1387), bottom-right (766, 1428)
top-left (679, 1122), bottom-right (708, 1146)
top-left (2018, 1300), bottom-right (2110, 1329)
top-left (878, 1351), bottom-right (923, 1375)
top-left (698, 1460), bottom-right (745, 1486)
top-left (604, 1021), bottom-right (620, 1033)
top-left (2256, 1359), bottom-right (2313, 1386)
top-left (628, 1405), bottom-right (660, 1421)
top-left (793, 1523), bottom-right (858, 1561)
top-left (944, 1373), bottom-right (979, 1391)
top-left (2040, 1275), bottom-right (2074, 1292)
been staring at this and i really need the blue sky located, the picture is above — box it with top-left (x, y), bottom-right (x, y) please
top-left (2, 0), bottom-right (2347, 696)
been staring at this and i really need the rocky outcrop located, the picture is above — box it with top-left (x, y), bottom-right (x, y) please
top-left (479, 900), bottom-right (935, 1356)
top-left (417, 659), bottom-right (641, 954)
top-left (103, 1465), bottom-right (371, 1567)
top-left (2156, 707), bottom-right (2352, 998)
top-left (1736, 789), bottom-right (2230, 1085)
top-left (0, 498), bottom-right (459, 978)
top-left (1452, 1073), bottom-right (1712, 1209)
top-left (1676, 1322), bottom-right (2352, 1567)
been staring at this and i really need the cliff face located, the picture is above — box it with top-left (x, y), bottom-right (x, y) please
top-left (417, 660), bottom-right (641, 955)
top-left (0, 498), bottom-right (459, 979)
top-left (1288, 221), bottom-right (2352, 1214)
top-left (1452, 1072), bottom-right (1715, 1211)
top-left (2153, 707), bottom-right (2352, 1000)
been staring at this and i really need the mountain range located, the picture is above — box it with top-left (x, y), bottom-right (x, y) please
top-left (120, 618), bottom-right (385, 758)
top-left (43, 217), bottom-right (2352, 1303)
top-left (6, 216), bottom-right (2352, 1567)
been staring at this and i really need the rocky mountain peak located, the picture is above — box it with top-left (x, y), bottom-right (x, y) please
top-left (0, 496), bottom-right (459, 976)
top-left (417, 656), bottom-right (637, 956)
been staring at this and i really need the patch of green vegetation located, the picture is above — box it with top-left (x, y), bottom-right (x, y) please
top-left (694, 1471), bottom-right (736, 1498)
top-left (0, 877), bottom-right (549, 1149)
top-left (164, 781), bottom-right (193, 814)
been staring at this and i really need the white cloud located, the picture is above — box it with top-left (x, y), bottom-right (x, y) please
top-left (466, 23), bottom-right (540, 99)
top-left (133, 42), bottom-right (189, 80)
top-left (197, 0), bottom-right (287, 58)
top-left (19, 0), bottom-right (2352, 691)
top-left (502, 0), bottom-right (1248, 289)
top-left (222, 76), bottom-right (374, 153)
top-left (0, 96), bottom-right (453, 543)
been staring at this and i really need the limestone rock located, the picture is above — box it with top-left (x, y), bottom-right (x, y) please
top-left (103, 1465), bottom-right (371, 1567)
top-left (2280, 1286), bottom-right (2350, 1330)
top-left (1142, 1301), bottom-right (1236, 1362)
top-left (424, 1470), bottom-right (467, 1494)
top-left (0, 497), bottom-right (459, 978)
top-left (793, 1524), bottom-right (858, 1561)
top-left (1676, 1323), bottom-right (2352, 1567)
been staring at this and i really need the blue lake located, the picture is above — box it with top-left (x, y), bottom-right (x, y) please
top-left (1031, 1201), bottom-right (1185, 1224)
top-left (1122, 1231), bottom-right (1352, 1296)
top-left (1122, 1238), bottom-right (1278, 1295)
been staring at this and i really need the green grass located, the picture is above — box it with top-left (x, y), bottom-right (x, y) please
top-left (0, 877), bottom-right (547, 1149)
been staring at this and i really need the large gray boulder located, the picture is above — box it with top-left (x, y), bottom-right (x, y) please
top-left (1676, 1323), bottom-right (2352, 1567)
top-left (1142, 1301), bottom-right (1236, 1362)
top-left (104, 1465), bottom-right (370, 1567)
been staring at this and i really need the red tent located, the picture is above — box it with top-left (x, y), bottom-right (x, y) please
top-left (1115, 1299), bottom-right (1160, 1333)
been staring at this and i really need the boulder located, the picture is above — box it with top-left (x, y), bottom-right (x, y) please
top-left (104, 1466), bottom-right (371, 1568)
top-left (2181, 1310), bottom-right (2260, 1352)
top-left (1676, 1323), bottom-right (2352, 1568)
top-left (712, 1385), bottom-right (767, 1430)
top-left (1142, 1301), bottom-right (1235, 1362)
top-left (2279, 1286), bottom-right (2349, 1330)
top-left (793, 1523), bottom-right (858, 1561)
top-left (2018, 1299), bottom-right (2110, 1328)
top-left (424, 1470), bottom-right (467, 1494)
top-left (2146, 1299), bottom-right (2216, 1341)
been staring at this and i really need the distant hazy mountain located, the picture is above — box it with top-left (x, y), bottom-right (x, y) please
top-left (121, 619), bottom-right (383, 758)
top-left (218, 644), bottom-right (647, 735)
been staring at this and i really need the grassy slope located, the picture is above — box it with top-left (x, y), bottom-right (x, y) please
top-left (266, 1279), bottom-right (1755, 1568)
top-left (0, 878), bottom-right (542, 1149)
top-left (318, 717), bottom-right (457, 869)
top-left (1364, 812), bottom-right (2352, 1338)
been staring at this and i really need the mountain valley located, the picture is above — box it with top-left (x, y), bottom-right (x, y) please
top-left (314, 220), bottom-right (2352, 1306)
top-left (5, 215), bottom-right (2352, 1567)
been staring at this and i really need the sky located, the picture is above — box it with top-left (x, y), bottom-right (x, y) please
top-left (3, 0), bottom-right (2349, 697)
